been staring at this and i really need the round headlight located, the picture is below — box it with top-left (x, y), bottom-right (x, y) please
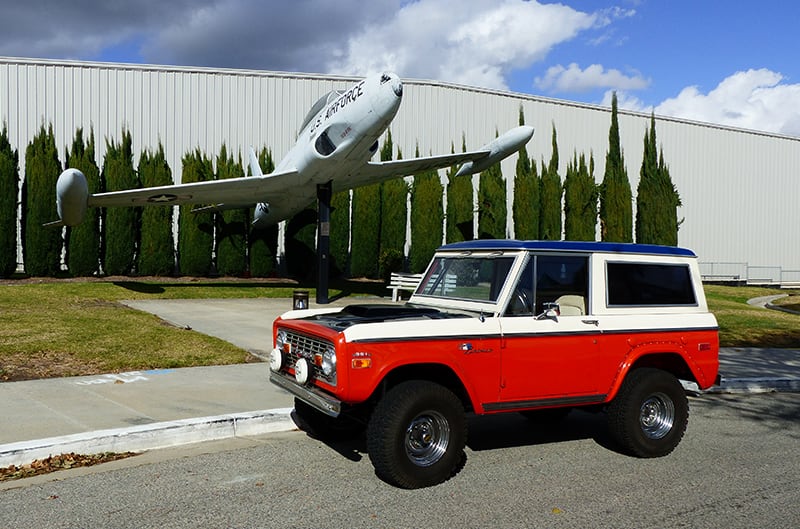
top-left (275, 329), bottom-right (287, 350)
top-left (295, 357), bottom-right (311, 385)
top-left (269, 349), bottom-right (283, 372)
top-left (321, 347), bottom-right (337, 376)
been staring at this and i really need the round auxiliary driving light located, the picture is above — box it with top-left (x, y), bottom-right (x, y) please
top-left (321, 347), bottom-right (336, 377)
top-left (295, 358), bottom-right (311, 385)
top-left (269, 349), bottom-right (283, 372)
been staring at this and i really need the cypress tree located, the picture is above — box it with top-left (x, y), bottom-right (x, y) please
top-left (599, 93), bottom-right (633, 242)
top-left (65, 128), bottom-right (100, 276)
top-left (379, 133), bottom-right (406, 278)
top-left (138, 144), bottom-right (174, 276)
top-left (657, 148), bottom-right (682, 246)
top-left (636, 113), bottom-right (681, 245)
top-left (215, 145), bottom-right (248, 276)
top-left (540, 124), bottom-right (563, 240)
top-left (23, 124), bottom-right (62, 276)
top-left (446, 136), bottom-right (474, 242)
top-left (249, 148), bottom-right (278, 277)
top-left (0, 124), bottom-right (19, 277)
top-left (477, 160), bottom-right (506, 239)
top-left (564, 151), bottom-right (599, 241)
top-left (285, 205), bottom-right (317, 280)
top-left (350, 134), bottom-right (389, 278)
top-left (512, 108), bottom-right (539, 240)
top-left (178, 149), bottom-right (214, 276)
top-left (329, 186), bottom-right (350, 277)
top-left (350, 183), bottom-right (380, 278)
top-left (409, 150), bottom-right (443, 274)
top-left (103, 129), bottom-right (139, 275)
top-left (478, 132), bottom-right (506, 240)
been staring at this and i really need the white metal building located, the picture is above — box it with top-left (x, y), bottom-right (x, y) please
top-left (1, 57), bottom-right (798, 283)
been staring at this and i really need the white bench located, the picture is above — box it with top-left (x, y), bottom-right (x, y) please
top-left (387, 272), bottom-right (423, 302)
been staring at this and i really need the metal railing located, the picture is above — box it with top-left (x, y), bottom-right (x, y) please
top-left (700, 262), bottom-right (800, 288)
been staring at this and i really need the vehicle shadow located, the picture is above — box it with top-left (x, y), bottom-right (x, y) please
top-left (465, 409), bottom-right (617, 453)
top-left (297, 408), bottom-right (623, 468)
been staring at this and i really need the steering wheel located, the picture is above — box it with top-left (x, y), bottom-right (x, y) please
top-left (508, 288), bottom-right (532, 315)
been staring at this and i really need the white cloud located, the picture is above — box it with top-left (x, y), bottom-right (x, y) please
top-left (0, 0), bottom-right (630, 93)
top-left (144, 0), bottom-right (398, 73)
top-left (536, 63), bottom-right (650, 93)
top-left (325, 0), bottom-right (601, 90)
top-left (654, 69), bottom-right (800, 136)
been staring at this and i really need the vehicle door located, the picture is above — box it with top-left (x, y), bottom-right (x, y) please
top-left (496, 253), bottom-right (604, 406)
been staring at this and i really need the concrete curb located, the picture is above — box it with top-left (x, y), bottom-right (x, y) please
top-left (4, 376), bottom-right (798, 469)
top-left (0, 408), bottom-right (296, 469)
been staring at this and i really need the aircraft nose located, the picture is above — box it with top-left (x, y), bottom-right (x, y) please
top-left (391, 77), bottom-right (403, 98)
top-left (381, 72), bottom-right (403, 98)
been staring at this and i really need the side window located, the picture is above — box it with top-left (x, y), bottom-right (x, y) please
top-left (607, 262), bottom-right (696, 306)
top-left (505, 254), bottom-right (589, 316)
top-left (535, 255), bottom-right (589, 316)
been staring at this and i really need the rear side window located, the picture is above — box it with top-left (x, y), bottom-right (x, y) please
top-left (607, 262), bottom-right (696, 306)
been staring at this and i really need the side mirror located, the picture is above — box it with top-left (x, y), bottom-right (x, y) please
top-left (536, 302), bottom-right (560, 321)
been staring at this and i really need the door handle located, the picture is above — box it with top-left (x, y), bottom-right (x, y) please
top-left (581, 319), bottom-right (599, 326)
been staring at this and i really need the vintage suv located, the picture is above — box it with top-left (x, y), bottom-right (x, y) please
top-left (269, 240), bottom-right (720, 488)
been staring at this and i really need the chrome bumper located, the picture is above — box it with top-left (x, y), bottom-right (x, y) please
top-left (270, 371), bottom-right (342, 418)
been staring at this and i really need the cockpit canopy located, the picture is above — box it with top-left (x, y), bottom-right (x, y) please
top-left (300, 89), bottom-right (344, 133)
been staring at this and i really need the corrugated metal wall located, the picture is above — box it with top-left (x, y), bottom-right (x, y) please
top-left (1, 57), bottom-right (798, 275)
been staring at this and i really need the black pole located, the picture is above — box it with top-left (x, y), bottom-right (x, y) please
top-left (316, 181), bottom-right (332, 304)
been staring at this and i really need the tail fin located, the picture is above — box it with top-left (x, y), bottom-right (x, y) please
top-left (248, 146), bottom-right (263, 176)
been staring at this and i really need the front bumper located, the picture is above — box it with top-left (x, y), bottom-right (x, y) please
top-left (270, 371), bottom-right (342, 418)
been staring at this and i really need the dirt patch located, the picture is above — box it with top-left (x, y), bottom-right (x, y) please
top-left (1, 452), bottom-right (139, 481)
top-left (0, 351), bottom-right (108, 382)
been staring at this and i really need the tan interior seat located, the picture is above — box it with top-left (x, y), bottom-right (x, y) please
top-left (556, 294), bottom-right (585, 316)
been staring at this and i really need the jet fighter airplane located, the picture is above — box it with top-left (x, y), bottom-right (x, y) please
top-left (52, 72), bottom-right (534, 229)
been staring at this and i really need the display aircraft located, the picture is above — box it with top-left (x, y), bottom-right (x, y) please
top-left (51, 71), bottom-right (533, 229)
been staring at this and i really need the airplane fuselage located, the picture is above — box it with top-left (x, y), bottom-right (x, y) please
top-left (254, 73), bottom-right (403, 225)
top-left (52, 71), bottom-right (533, 232)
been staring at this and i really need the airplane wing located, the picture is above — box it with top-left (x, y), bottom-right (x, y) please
top-left (356, 150), bottom-right (490, 184)
top-left (86, 169), bottom-right (301, 209)
top-left (347, 125), bottom-right (535, 188)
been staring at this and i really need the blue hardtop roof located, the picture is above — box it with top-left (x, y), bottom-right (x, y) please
top-left (438, 239), bottom-right (696, 257)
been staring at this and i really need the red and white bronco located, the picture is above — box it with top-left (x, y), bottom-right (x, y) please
top-left (269, 240), bottom-right (720, 488)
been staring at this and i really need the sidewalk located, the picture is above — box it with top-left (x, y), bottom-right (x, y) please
top-left (1, 297), bottom-right (798, 468)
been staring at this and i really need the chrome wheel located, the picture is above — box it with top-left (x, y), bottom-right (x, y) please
top-left (639, 392), bottom-right (675, 440)
top-left (405, 410), bottom-right (450, 467)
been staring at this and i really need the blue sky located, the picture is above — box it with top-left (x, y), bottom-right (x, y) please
top-left (522, 1), bottom-right (800, 109)
top-left (2, 0), bottom-right (799, 135)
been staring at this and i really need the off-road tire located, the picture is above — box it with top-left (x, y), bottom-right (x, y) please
top-left (607, 368), bottom-right (689, 458)
top-left (367, 380), bottom-right (467, 489)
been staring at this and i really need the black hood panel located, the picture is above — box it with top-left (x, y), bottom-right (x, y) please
top-left (306, 304), bottom-right (464, 332)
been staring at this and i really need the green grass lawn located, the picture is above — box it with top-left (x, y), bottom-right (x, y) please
top-left (704, 285), bottom-right (800, 348)
top-left (0, 279), bottom-right (797, 381)
top-left (0, 277), bottom-right (383, 381)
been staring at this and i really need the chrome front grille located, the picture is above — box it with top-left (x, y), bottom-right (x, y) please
top-left (279, 329), bottom-right (336, 386)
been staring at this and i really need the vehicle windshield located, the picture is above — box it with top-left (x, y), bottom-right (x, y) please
top-left (416, 255), bottom-right (515, 303)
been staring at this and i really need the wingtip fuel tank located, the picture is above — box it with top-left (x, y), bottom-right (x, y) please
top-left (54, 168), bottom-right (89, 227)
top-left (455, 125), bottom-right (534, 177)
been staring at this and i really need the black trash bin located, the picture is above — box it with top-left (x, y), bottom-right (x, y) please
top-left (292, 290), bottom-right (309, 310)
